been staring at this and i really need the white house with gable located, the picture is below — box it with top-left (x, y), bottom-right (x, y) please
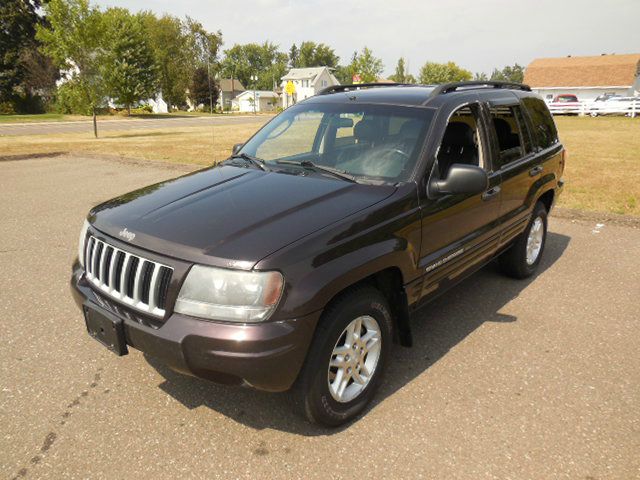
top-left (234, 90), bottom-right (279, 113)
top-left (280, 67), bottom-right (340, 109)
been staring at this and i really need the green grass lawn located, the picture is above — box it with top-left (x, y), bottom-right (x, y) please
top-left (0, 111), bottom-right (271, 123)
top-left (0, 113), bottom-right (82, 123)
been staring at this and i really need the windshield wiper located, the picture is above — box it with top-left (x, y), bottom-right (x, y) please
top-left (275, 159), bottom-right (357, 183)
top-left (229, 153), bottom-right (268, 171)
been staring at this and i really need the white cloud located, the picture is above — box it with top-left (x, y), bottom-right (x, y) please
top-left (97, 0), bottom-right (640, 76)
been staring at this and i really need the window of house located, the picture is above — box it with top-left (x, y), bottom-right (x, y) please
top-left (322, 80), bottom-right (328, 87)
top-left (489, 105), bottom-right (529, 168)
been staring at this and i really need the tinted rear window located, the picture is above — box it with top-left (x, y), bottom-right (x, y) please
top-left (522, 97), bottom-right (559, 150)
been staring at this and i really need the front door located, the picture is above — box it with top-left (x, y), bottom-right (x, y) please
top-left (418, 101), bottom-right (502, 299)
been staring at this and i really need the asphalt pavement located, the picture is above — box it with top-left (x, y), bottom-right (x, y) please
top-left (1, 155), bottom-right (638, 479)
top-left (0, 114), bottom-right (270, 136)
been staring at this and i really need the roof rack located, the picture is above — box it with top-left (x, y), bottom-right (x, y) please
top-left (430, 81), bottom-right (531, 96)
top-left (319, 83), bottom-right (410, 95)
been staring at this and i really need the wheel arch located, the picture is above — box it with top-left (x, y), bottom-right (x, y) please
top-left (316, 266), bottom-right (413, 348)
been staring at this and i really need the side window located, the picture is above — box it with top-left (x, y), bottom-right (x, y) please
top-left (521, 97), bottom-right (559, 150)
top-left (489, 105), bottom-right (530, 168)
top-left (436, 104), bottom-right (485, 179)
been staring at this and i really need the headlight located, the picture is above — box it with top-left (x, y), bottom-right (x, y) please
top-left (174, 265), bottom-right (284, 323)
top-left (78, 219), bottom-right (90, 267)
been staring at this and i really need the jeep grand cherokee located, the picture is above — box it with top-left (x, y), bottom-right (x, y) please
top-left (71, 81), bottom-right (565, 426)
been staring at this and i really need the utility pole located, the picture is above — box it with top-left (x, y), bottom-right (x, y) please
top-left (203, 35), bottom-right (213, 115)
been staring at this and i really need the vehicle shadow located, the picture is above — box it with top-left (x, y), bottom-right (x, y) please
top-left (145, 231), bottom-right (570, 436)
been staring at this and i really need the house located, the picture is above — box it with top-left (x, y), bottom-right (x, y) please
top-left (280, 67), bottom-right (340, 108)
top-left (217, 78), bottom-right (245, 111)
top-left (524, 53), bottom-right (640, 102)
top-left (233, 90), bottom-right (279, 113)
top-left (147, 92), bottom-right (168, 114)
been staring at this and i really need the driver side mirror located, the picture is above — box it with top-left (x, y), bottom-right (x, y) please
top-left (430, 164), bottom-right (489, 196)
top-left (232, 143), bottom-right (243, 155)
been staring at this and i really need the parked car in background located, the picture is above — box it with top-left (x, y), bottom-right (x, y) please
top-left (553, 94), bottom-right (579, 103)
top-left (548, 94), bottom-right (581, 115)
top-left (594, 93), bottom-right (622, 102)
top-left (71, 81), bottom-right (565, 426)
top-left (589, 96), bottom-right (640, 116)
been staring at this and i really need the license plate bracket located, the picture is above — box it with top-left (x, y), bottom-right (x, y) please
top-left (84, 305), bottom-right (128, 356)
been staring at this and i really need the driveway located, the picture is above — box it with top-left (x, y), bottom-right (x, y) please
top-left (0, 115), bottom-right (271, 136)
top-left (1, 155), bottom-right (638, 479)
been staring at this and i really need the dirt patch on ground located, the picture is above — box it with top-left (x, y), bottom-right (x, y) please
top-left (552, 207), bottom-right (640, 228)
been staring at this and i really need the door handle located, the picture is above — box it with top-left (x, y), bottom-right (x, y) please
top-left (529, 165), bottom-right (543, 176)
top-left (482, 185), bottom-right (501, 200)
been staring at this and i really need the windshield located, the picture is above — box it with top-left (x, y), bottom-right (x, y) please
top-left (239, 102), bottom-right (434, 183)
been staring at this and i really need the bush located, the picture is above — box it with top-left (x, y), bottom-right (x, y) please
top-left (129, 104), bottom-right (153, 114)
top-left (53, 82), bottom-right (93, 115)
top-left (0, 102), bottom-right (16, 115)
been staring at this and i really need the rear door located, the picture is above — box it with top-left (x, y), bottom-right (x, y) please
top-left (486, 97), bottom-right (540, 248)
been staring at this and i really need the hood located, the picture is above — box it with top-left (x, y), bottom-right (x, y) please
top-left (89, 165), bottom-right (396, 269)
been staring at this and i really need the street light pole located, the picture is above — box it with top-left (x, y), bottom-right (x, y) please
top-left (250, 74), bottom-right (258, 115)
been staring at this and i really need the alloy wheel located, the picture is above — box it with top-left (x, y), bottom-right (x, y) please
top-left (327, 315), bottom-right (382, 403)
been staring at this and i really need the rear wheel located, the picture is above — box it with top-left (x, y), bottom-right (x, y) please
top-left (499, 201), bottom-right (548, 279)
top-left (291, 286), bottom-right (393, 427)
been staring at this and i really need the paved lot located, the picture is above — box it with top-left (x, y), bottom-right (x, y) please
top-left (1, 156), bottom-right (639, 479)
top-left (0, 115), bottom-right (270, 136)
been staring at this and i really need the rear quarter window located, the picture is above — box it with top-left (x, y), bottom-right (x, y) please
top-left (522, 97), bottom-right (559, 150)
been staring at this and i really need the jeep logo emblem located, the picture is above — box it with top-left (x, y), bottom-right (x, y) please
top-left (118, 228), bottom-right (136, 242)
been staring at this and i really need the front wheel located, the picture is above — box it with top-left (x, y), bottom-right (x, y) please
top-left (499, 202), bottom-right (548, 279)
top-left (291, 286), bottom-right (393, 427)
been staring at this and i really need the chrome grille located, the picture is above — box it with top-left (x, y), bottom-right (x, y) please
top-left (84, 236), bottom-right (173, 317)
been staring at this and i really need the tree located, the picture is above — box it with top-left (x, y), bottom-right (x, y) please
top-left (37, 0), bottom-right (106, 135)
top-left (0, 0), bottom-right (39, 103)
top-left (473, 71), bottom-right (488, 81)
top-left (490, 63), bottom-right (525, 83)
top-left (190, 66), bottom-right (219, 109)
top-left (288, 43), bottom-right (299, 68)
top-left (346, 47), bottom-right (383, 83)
top-left (140, 13), bottom-right (190, 109)
top-left (102, 9), bottom-right (157, 115)
top-left (0, 0), bottom-right (57, 112)
top-left (389, 57), bottom-right (416, 83)
top-left (297, 41), bottom-right (339, 68)
top-left (221, 42), bottom-right (288, 91)
top-left (418, 61), bottom-right (472, 84)
top-left (185, 17), bottom-right (222, 113)
top-left (139, 14), bottom-right (221, 111)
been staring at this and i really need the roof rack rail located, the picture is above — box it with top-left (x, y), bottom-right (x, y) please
top-left (430, 81), bottom-right (531, 96)
top-left (319, 83), bottom-right (410, 95)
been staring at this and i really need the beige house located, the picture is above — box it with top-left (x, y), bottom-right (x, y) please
top-left (233, 90), bottom-right (279, 113)
top-left (524, 53), bottom-right (640, 102)
top-left (217, 78), bottom-right (245, 111)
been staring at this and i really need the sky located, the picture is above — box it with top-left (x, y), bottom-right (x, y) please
top-left (96, 0), bottom-right (640, 77)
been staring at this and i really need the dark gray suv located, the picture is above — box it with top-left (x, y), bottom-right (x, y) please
top-left (71, 81), bottom-right (565, 426)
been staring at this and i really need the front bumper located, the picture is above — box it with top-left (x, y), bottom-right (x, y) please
top-left (70, 265), bottom-right (319, 392)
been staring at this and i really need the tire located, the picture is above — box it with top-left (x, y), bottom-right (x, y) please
top-left (291, 285), bottom-right (393, 427)
top-left (499, 201), bottom-right (548, 279)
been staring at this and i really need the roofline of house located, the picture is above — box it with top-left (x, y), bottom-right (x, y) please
top-left (281, 66), bottom-right (330, 80)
